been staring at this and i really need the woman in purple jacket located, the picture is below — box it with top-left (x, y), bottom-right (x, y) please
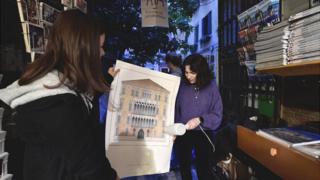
top-left (174, 54), bottom-right (223, 180)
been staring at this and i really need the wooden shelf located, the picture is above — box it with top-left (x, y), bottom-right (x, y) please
top-left (256, 60), bottom-right (320, 76)
top-left (237, 126), bottom-right (320, 180)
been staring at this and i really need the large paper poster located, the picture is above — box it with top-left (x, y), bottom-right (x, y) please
top-left (141, 0), bottom-right (169, 27)
top-left (105, 60), bottom-right (180, 178)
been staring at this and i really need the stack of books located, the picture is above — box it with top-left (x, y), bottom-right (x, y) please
top-left (292, 143), bottom-right (320, 159)
top-left (257, 127), bottom-right (320, 159)
top-left (287, 6), bottom-right (320, 64)
top-left (254, 21), bottom-right (290, 69)
top-left (0, 108), bottom-right (12, 180)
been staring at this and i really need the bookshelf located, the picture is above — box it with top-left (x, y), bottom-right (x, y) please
top-left (238, 59), bottom-right (320, 179)
top-left (240, 59), bottom-right (320, 178)
top-left (219, 0), bottom-right (320, 178)
top-left (256, 60), bottom-right (320, 77)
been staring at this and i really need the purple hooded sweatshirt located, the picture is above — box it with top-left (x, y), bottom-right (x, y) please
top-left (175, 80), bottom-right (223, 131)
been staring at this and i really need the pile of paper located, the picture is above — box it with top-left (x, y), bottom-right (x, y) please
top-left (254, 21), bottom-right (290, 69)
top-left (287, 6), bottom-right (320, 64)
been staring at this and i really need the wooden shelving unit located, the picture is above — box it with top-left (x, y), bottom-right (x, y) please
top-left (239, 58), bottom-right (320, 179)
top-left (256, 60), bottom-right (320, 76)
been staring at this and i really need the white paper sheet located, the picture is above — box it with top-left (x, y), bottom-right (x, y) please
top-left (105, 60), bottom-right (180, 178)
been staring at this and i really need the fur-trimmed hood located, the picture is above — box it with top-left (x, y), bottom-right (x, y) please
top-left (0, 70), bottom-right (76, 109)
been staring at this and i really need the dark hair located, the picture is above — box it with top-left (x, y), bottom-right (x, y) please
top-left (165, 53), bottom-right (182, 67)
top-left (182, 53), bottom-right (212, 88)
top-left (19, 9), bottom-right (108, 95)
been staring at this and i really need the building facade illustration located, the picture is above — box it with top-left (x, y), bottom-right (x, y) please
top-left (115, 79), bottom-right (170, 140)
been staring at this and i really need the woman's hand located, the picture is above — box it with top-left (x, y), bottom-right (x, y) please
top-left (185, 117), bottom-right (201, 130)
top-left (108, 67), bottom-right (120, 78)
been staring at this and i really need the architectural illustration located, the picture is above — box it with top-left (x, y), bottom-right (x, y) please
top-left (115, 79), bottom-right (169, 140)
top-left (105, 60), bottom-right (180, 178)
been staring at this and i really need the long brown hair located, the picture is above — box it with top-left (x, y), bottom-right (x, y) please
top-left (182, 53), bottom-right (212, 89)
top-left (19, 9), bottom-right (109, 95)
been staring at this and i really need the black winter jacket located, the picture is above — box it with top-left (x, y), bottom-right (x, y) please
top-left (14, 93), bottom-right (117, 180)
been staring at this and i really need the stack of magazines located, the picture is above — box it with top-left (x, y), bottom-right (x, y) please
top-left (254, 21), bottom-right (290, 69)
top-left (237, 0), bottom-right (281, 68)
top-left (257, 127), bottom-right (320, 159)
top-left (287, 6), bottom-right (320, 64)
top-left (292, 142), bottom-right (320, 159)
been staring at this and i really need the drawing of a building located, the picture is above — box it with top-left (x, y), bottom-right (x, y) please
top-left (115, 79), bottom-right (169, 140)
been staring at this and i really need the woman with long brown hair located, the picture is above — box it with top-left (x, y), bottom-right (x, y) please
top-left (0, 10), bottom-right (118, 180)
top-left (174, 54), bottom-right (223, 180)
